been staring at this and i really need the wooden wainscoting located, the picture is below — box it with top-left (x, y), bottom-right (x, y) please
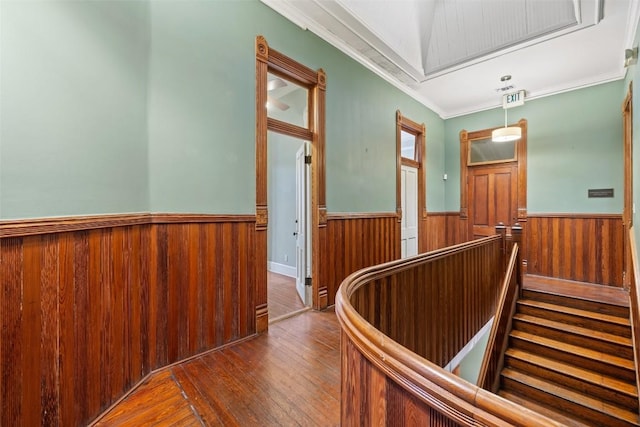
top-left (424, 212), bottom-right (469, 252)
top-left (527, 214), bottom-right (624, 286)
top-left (0, 213), bottom-right (256, 426)
top-left (325, 213), bottom-right (399, 306)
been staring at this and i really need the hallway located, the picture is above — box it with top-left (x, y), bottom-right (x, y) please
top-left (94, 309), bottom-right (341, 426)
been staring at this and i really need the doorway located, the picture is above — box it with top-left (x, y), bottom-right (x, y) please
top-left (401, 164), bottom-right (418, 257)
top-left (255, 36), bottom-right (327, 331)
top-left (623, 83), bottom-right (633, 288)
top-left (266, 131), bottom-right (310, 322)
top-left (396, 111), bottom-right (426, 255)
top-left (460, 120), bottom-right (527, 245)
top-left (468, 164), bottom-right (517, 239)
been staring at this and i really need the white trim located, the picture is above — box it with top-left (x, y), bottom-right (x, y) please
top-left (443, 318), bottom-right (494, 373)
top-left (268, 261), bottom-right (296, 278)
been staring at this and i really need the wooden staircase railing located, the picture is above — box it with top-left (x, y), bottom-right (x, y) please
top-left (335, 233), bottom-right (563, 426)
top-left (476, 242), bottom-right (520, 392)
top-left (628, 226), bottom-right (640, 415)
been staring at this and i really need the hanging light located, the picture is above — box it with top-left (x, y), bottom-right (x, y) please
top-left (492, 75), bottom-right (522, 142)
top-left (492, 104), bottom-right (521, 142)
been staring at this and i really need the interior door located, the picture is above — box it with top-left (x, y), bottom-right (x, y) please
top-left (469, 164), bottom-right (517, 239)
top-left (401, 164), bottom-right (418, 258)
top-left (295, 143), bottom-right (309, 305)
top-left (623, 87), bottom-right (633, 288)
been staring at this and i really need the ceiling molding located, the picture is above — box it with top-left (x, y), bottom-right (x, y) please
top-left (263, 0), bottom-right (638, 119)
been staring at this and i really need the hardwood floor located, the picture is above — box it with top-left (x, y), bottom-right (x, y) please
top-left (94, 308), bottom-right (340, 426)
top-left (523, 274), bottom-right (629, 307)
top-left (268, 271), bottom-right (306, 321)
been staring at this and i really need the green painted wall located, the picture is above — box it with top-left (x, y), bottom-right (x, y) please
top-left (147, 1), bottom-right (256, 213)
top-left (444, 81), bottom-right (624, 214)
top-left (0, 1), bottom-right (150, 219)
top-left (624, 22), bottom-right (640, 262)
top-left (147, 0), bottom-right (445, 214)
top-left (1, 0), bottom-right (444, 219)
top-left (3, 0), bottom-right (626, 221)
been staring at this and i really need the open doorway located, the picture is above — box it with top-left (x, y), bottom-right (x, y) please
top-left (267, 129), bottom-right (311, 322)
top-left (255, 36), bottom-right (327, 331)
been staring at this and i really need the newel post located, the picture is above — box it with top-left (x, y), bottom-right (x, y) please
top-left (495, 222), bottom-right (507, 273)
top-left (511, 223), bottom-right (523, 287)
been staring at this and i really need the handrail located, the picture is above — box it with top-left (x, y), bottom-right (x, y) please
top-left (336, 236), bottom-right (563, 426)
top-left (627, 227), bottom-right (640, 414)
top-left (477, 243), bottom-right (520, 392)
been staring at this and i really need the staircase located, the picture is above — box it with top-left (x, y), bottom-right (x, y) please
top-left (497, 287), bottom-right (640, 427)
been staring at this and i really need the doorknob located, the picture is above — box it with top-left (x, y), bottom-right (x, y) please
top-left (293, 232), bottom-right (298, 236)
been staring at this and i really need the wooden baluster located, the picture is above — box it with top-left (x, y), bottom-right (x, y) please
top-left (511, 223), bottom-right (523, 287)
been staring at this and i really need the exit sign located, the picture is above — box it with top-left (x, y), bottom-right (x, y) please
top-left (502, 90), bottom-right (525, 109)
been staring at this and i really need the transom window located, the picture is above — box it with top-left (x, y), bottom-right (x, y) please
top-left (468, 137), bottom-right (517, 166)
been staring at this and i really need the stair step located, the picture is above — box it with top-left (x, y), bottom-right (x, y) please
top-left (501, 368), bottom-right (639, 426)
top-left (509, 330), bottom-right (636, 382)
top-left (499, 390), bottom-right (591, 427)
top-left (504, 348), bottom-right (638, 411)
top-left (517, 298), bottom-right (631, 337)
top-left (512, 313), bottom-right (633, 358)
top-left (522, 289), bottom-right (630, 318)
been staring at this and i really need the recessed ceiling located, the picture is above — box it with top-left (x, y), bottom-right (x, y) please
top-left (261, 0), bottom-right (640, 118)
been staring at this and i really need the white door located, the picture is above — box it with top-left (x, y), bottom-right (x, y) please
top-left (401, 164), bottom-right (418, 258)
top-left (295, 143), bottom-right (310, 305)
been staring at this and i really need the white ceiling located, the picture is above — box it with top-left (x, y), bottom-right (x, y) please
top-left (261, 0), bottom-right (640, 118)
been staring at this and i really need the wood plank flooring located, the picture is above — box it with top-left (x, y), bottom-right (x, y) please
top-left (94, 308), bottom-right (340, 426)
top-left (523, 274), bottom-right (629, 307)
top-left (268, 271), bottom-right (306, 321)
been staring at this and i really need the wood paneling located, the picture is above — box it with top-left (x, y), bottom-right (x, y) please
top-left (325, 214), bottom-right (399, 306)
top-left (348, 236), bottom-right (503, 366)
top-left (424, 212), bottom-right (470, 252)
top-left (336, 235), bottom-right (563, 427)
top-left (527, 214), bottom-right (624, 286)
top-left (0, 214), bottom-right (256, 426)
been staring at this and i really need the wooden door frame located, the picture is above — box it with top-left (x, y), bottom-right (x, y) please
top-left (396, 111), bottom-right (427, 253)
top-left (460, 119), bottom-right (528, 265)
top-left (623, 82), bottom-right (633, 288)
top-left (255, 36), bottom-right (327, 332)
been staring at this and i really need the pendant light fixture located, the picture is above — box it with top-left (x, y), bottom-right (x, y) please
top-left (492, 75), bottom-right (522, 143)
top-left (492, 108), bottom-right (521, 142)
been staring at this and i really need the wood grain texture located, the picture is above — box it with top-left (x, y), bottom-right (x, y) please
top-left (96, 309), bottom-right (341, 427)
top-left (325, 215), bottom-right (399, 307)
top-left (336, 235), bottom-right (564, 427)
top-left (0, 215), bottom-right (257, 426)
top-left (527, 214), bottom-right (624, 286)
top-left (424, 212), bottom-right (470, 252)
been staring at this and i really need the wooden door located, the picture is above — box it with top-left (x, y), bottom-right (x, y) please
top-left (623, 85), bottom-right (633, 288)
top-left (295, 143), bottom-right (310, 305)
top-left (401, 164), bottom-right (418, 258)
top-left (469, 164), bottom-right (518, 239)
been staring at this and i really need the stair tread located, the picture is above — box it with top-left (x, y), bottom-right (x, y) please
top-left (517, 298), bottom-right (631, 326)
top-left (502, 368), bottom-right (640, 425)
top-left (510, 330), bottom-right (636, 370)
top-left (505, 348), bottom-right (638, 398)
top-left (513, 313), bottom-right (633, 346)
top-left (499, 390), bottom-right (591, 427)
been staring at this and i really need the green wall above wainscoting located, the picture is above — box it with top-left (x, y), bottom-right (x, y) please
top-left (444, 80), bottom-right (624, 214)
top-left (0, 0), bottom-right (630, 220)
top-left (0, 0), bottom-right (445, 218)
top-left (1, 1), bottom-right (150, 219)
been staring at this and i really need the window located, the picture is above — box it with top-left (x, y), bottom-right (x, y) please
top-left (468, 137), bottom-right (517, 165)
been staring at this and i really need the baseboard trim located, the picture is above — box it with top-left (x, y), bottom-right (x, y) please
top-left (268, 261), bottom-right (296, 278)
